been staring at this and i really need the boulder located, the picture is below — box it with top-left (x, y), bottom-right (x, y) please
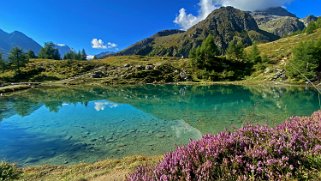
top-left (145, 64), bottom-right (155, 70)
top-left (92, 71), bottom-right (104, 78)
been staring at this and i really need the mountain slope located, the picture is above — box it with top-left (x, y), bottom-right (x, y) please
top-left (118, 7), bottom-right (277, 58)
top-left (251, 7), bottom-right (305, 37)
top-left (54, 44), bottom-right (72, 59)
top-left (95, 51), bottom-right (115, 59)
top-left (0, 29), bottom-right (42, 60)
top-left (248, 28), bottom-right (321, 61)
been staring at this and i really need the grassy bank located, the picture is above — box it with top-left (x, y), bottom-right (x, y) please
top-left (0, 84), bottom-right (32, 94)
top-left (16, 156), bottom-right (161, 181)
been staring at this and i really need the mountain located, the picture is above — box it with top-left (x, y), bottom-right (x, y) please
top-left (0, 29), bottom-right (42, 60)
top-left (54, 44), bottom-right (72, 59)
top-left (251, 7), bottom-right (305, 37)
top-left (300, 15), bottom-right (318, 27)
top-left (118, 7), bottom-right (277, 57)
top-left (95, 51), bottom-right (115, 59)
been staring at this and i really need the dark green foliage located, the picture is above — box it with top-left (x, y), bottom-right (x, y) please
top-left (26, 50), bottom-right (37, 59)
top-left (38, 42), bottom-right (61, 60)
top-left (305, 18), bottom-right (321, 34)
top-left (247, 43), bottom-right (262, 63)
top-left (190, 35), bottom-right (251, 81)
top-left (63, 51), bottom-right (77, 60)
top-left (286, 40), bottom-right (321, 81)
top-left (8, 47), bottom-right (28, 72)
top-left (81, 49), bottom-right (87, 60)
top-left (194, 57), bottom-right (252, 81)
top-left (226, 40), bottom-right (245, 60)
top-left (64, 49), bottom-right (87, 61)
top-left (0, 53), bottom-right (6, 72)
top-left (306, 22), bottom-right (317, 34)
top-left (253, 55), bottom-right (272, 72)
top-left (189, 35), bottom-right (220, 70)
top-left (0, 162), bottom-right (22, 181)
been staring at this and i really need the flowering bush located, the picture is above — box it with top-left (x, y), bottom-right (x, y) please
top-left (128, 111), bottom-right (321, 181)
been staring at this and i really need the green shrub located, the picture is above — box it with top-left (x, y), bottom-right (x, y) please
top-left (286, 40), bottom-right (321, 81)
top-left (0, 162), bottom-right (22, 181)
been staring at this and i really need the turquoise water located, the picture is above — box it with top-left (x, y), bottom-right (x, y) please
top-left (0, 85), bottom-right (320, 166)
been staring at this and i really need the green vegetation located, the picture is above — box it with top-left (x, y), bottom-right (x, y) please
top-left (1, 22), bottom-right (321, 86)
top-left (26, 50), bottom-right (37, 59)
top-left (189, 35), bottom-right (220, 69)
top-left (22, 156), bottom-right (160, 181)
top-left (0, 53), bottom-right (6, 73)
top-left (305, 17), bottom-right (321, 34)
top-left (225, 39), bottom-right (245, 60)
top-left (286, 40), bottom-right (321, 81)
top-left (189, 35), bottom-right (252, 81)
top-left (38, 42), bottom-right (60, 60)
top-left (64, 49), bottom-right (87, 61)
top-left (119, 7), bottom-right (277, 58)
top-left (8, 47), bottom-right (28, 73)
top-left (0, 162), bottom-right (22, 181)
top-left (247, 43), bottom-right (261, 63)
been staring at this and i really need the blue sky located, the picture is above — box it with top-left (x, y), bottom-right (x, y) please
top-left (0, 0), bottom-right (320, 56)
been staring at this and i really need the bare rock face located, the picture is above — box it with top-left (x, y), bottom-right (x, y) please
top-left (300, 15), bottom-right (318, 27)
top-left (251, 7), bottom-right (305, 37)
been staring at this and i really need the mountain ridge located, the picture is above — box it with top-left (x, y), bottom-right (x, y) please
top-left (117, 6), bottom-right (278, 58)
top-left (0, 29), bottom-right (42, 60)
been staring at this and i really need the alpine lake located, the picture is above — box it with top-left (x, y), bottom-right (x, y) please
top-left (0, 85), bottom-right (320, 166)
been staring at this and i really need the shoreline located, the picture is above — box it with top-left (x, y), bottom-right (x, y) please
top-left (20, 155), bottom-right (161, 181)
top-left (0, 80), bottom-right (319, 95)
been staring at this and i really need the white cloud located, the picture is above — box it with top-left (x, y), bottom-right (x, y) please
top-left (86, 55), bottom-right (95, 60)
top-left (174, 0), bottom-right (218, 30)
top-left (171, 120), bottom-right (202, 140)
top-left (94, 101), bottom-right (119, 111)
top-left (107, 42), bottom-right (117, 49)
top-left (221, 0), bottom-right (294, 11)
top-left (91, 38), bottom-right (118, 49)
top-left (174, 0), bottom-right (294, 30)
top-left (56, 43), bottom-right (66, 47)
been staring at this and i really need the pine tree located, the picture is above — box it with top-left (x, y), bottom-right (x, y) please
top-left (9, 47), bottom-right (28, 72)
top-left (0, 53), bottom-right (6, 72)
top-left (39, 42), bottom-right (61, 60)
top-left (190, 35), bottom-right (220, 69)
top-left (26, 50), bottom-right (37, 59)
top-left (226, 40), bottom-right (244, 60)
top-left (247, 43), bottom-right (261, 63)
top-left (286, 40), bottom-right (321, 80)
top-left (81, 49), bottom-right (87, 60)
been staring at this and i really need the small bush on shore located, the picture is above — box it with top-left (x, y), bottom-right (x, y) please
top-left (0, 162), bottom-right (22, 181)
top-left (128, 111), bottom-right (321, 181)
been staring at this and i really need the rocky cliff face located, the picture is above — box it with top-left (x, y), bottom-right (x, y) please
top-left (300, 15), bottom-right (318, 27)
top-left (251, 7), bottom-right (305, 37)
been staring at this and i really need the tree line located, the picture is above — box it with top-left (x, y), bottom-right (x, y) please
top-left (0, 42), bottom-right (87, 73)
top-left (189, 33), bottom-right (321, 82)
top-left (189, 35), bottom-right (267, 81)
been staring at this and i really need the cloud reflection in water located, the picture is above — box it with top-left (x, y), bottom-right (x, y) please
top-left (94, 101), bottom-right (119, 111)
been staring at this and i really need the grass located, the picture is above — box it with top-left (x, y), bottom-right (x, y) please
top-left (246, 28), bottom-right (321, 61)
top-left (21, 156), bottom-right (161, 181)
top-left (0, 29), bottom-right (321, 88)
top-left (0, 84), bottom-right (32, 93)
